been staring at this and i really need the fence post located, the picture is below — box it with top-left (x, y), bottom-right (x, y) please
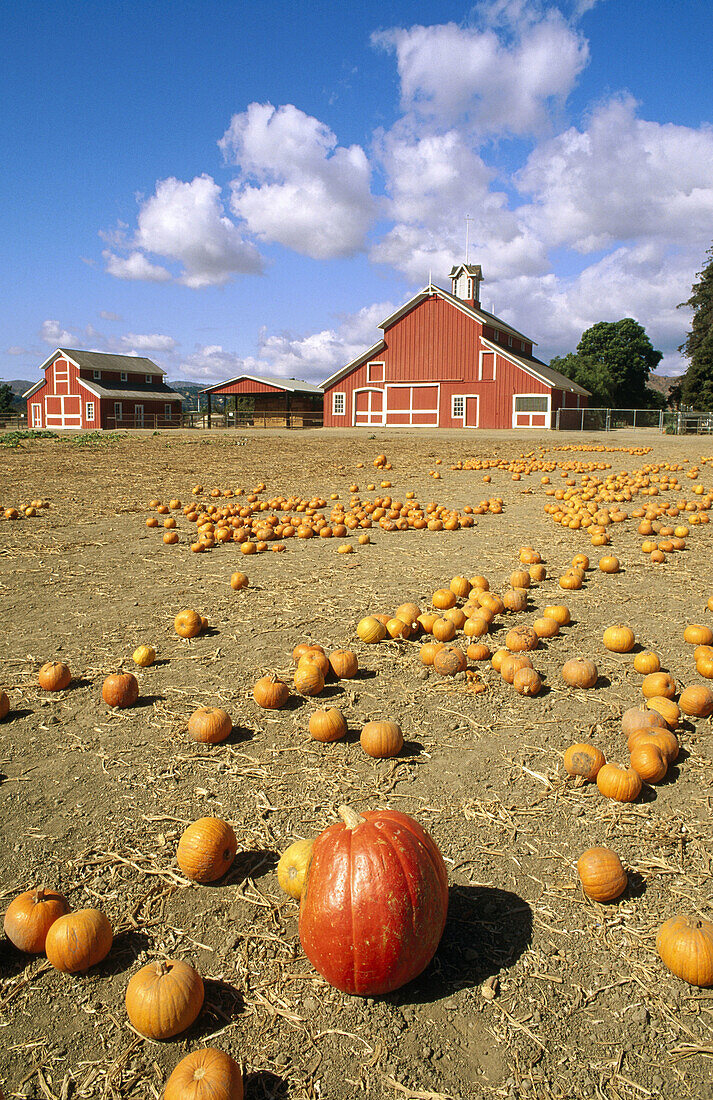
top-left (659, 410), bottom-right (664, 432)
top-left (633, 410), bottom-right (637, 428)
top-left (605, 409), bottom-right (611, 431)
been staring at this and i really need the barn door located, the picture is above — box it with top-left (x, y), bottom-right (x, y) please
top-left (353, 388), bottom-right (384, 426)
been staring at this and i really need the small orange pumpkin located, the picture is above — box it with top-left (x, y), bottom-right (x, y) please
top-left (433, 645), bottom-right (467, 676)
top-left (38, 662), bottom-right (71, 691)
top-left (505, 625), bottom-right (539, 653)
top-left (561, 658), bottom-right (598, 689)
top-left (641, 672), bottom-right (676, 700)
top-left (3, 887), bottom-right (71, 953)
top-left (596, 763), bottom-right (642, 802)
top-left (187, 707), bottom-right (232, 744)
top-left (602, 625), bottom-right (635, 653)
top-left (308, 708), bottom-right (347, 743)
top-left (177, 818), bottom-right (238, 883)
top-left (125, 959), bottom-right (204, 1039)
top-left (629, 741), bottom-right (668, 783)
top-left (45, 909), bottom-right (113, 972)
top-left (102, 672), bottom-right (139, 709)
top-left (656, 915), bottom-right (713, 987)
top-left (577, 847), bottom-right (627, 902)
top-left (513, 667), bottom-right (542, 696)
top-left (164, 1048), bottom-right (243, 1100)
top-left (174, 609), bottom-right (203, 639)
top-left (678, 684), bottom-right (713, 718)
top-left (360, 720), bottom-right (403, 758)
top-left (328, 650), bottom-right (359, 679)
top-left (563, 743), bottom-right (605, 781)
top-left (253, 674), bottom-right (289, 709)
top-left (633, 651), bottom-right (660, 674)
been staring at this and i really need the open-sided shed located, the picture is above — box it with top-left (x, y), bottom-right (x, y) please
top-left (200, 374), bottom-right (323, 428)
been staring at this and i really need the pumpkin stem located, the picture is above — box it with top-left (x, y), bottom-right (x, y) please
top-left (338, 805), bottom-right (364, 830)
top-left (34, 886), bottom-right (46, 903)
top-left (154, 960), bottom-right (170, 977)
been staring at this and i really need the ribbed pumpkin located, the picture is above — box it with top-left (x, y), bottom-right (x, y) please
top-left (646, 696), bottom-right (680, 729)
top-left (328, 650), bottom-right (359, 679)
top-left (174, 610), bottom-right (203, 639)
top-left (656, 916), bottom-right (713, 987)
top-left (679, 684), bottom-right (713, 718)
top-left (187, 707), bottom-right (232, 744)
top-left (294, 663), bottom-right (325, 696)
top-left (641, 672), bottom-right (676, 700)
top-left (500, 653), bottom-right (533, 685)
top-left (299, 805), bottom-right (448, 995)
top-left (596, 763), bottom-right (642, 803)
top-left (164, 1049), bottom-right (243, 1100)
top-left (432, 645), bottom-right (467, 676)
top-left (356, 616), bottom-right (387, 643)
top-left (45, 908), bottom-right (113, 972)
top-left (253, 674), bottom-right (289, 709)
top-left (360, 720), bottom-right (403, 758)
top-left (543, 605), bottom-right (570, 626)
top-left (561, 658), bottom-right (598, 689)
top-left (602, 625), bottom-right (635, 653)
top-left (132, 644), bottom-right (156, 667)
top-left (3, 887), bottom-right (71, 953)
top-left (577, 847), bottom-right (627, 902)
top-left (633, 651), bottom-right (660, 674)
top-left (125, 959), bottom-right (204, 1039)
top-left (277, 838), bottom-right (314, 900)
top-left (102, 672), bottom-right (139, 709)
top-left (513, 667), bottom-right (541, 696)
top-left (621, 707), bottom-right (666, 738)
top-left (38, 662), bottom-right (72, 691)
top-left (504, 626), bottom-right (538, 653)
top-left (177, 818), bottom-right (238, 883)
top-left (629, 741), bottom-right (668, 783)
top-left (308, 708), bottom-right (347, 743)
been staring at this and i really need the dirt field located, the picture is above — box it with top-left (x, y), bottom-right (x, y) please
top-left (1, 427), bottom-right (712, 1100)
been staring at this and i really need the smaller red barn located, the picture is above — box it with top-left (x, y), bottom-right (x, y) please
top-left (200, 373), bottom-right (323, 428)
top-left (24, 349), bottom-right (183, 430)
top-left (322, 264), bottom-right (589, 429)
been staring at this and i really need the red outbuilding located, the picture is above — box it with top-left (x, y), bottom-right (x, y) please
top-left (322, 264), bottom-right (589, 429)
top-left (23, 349), bottom-right (183, 430)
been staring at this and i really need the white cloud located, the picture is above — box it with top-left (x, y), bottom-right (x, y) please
top-left (177, 301), bottom-right (395, 384)
top-left (222, 103), bottom-right (376, 259)
top-left (100, 310), bottom-right (122, 322)
top-left (103, 250), bottom-right (172, 282)
top-left (134, 175), bottom-right (262, 287)
top-left (517, 96), bottom-right (713, 252)
top-left (372, 11), bottom-right (588, 135)
top-left (41, 320), bottom-right (77, 346)
top-left (6, 346), bottom-right (27, 355)
top-left (118, 333), bottom-right (177, 352)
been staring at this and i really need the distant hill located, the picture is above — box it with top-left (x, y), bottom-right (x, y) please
top-left (1, 379), bottom-right (34, 411)
top-left (167, 380), bottom-right (206, 410)
top-left (648, 374), bottom-right (680, 399)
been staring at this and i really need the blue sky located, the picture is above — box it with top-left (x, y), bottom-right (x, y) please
top-left (2, 0), bottom-right (712, 385)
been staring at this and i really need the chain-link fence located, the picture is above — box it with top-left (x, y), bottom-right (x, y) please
top-left (555, 407), bottom-right (665, 431)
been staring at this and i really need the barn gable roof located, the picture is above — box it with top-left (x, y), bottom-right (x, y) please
top-left (200, 373), bottom-right (323, 395)
top-left (37, 348), bottom-right (168, 376)
top-left (480, 338), bottom-right (590, 396)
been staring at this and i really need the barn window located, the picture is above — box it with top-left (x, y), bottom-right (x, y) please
top-left (507, 335), bottom-right (513, 347)
top-left (120, 371), bottom-right (128, 382)
top-left (452, 395), bottom-right (465, 419)
top-left (520, 341), bottom-right (526, 352)
top-left (114, 401), bottom-right (122, 423)
top-left (492, 329), bottom-right (499, 341)
top-left (165, 404), bottom-right (172, 420)
top-left (332, 392), bottom-right (346, 416)
top-left (515, 395), bottom-right (548, 412)
top-left (145, 374), bottom-right (153, 384)
top-left (85, 402), bottom-right (95, 421)
top-left (367, 362), bottom-right (385, 383)
top-left (93, 369), bottom-right (101, 380)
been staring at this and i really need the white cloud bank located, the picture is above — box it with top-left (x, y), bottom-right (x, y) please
top-left (97, 0), bottom-right (712, 377)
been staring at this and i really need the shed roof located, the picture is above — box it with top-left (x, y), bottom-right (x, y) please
top-left (80, 379), bottom-right (183, 401)
top-left (479, 338), bottom-right (590, 397)
top-left (200, 373), bottom-right (323, 395)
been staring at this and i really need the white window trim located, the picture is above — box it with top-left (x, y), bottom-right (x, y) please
top-left (145, 374), bottom-right (153, 384)
top-left (332, 391), bottom-right (346, 416)
top-left (120, 371), bottom-right (128, 382)
top-left (85, 402), bottom-right (95, 421)
top-left (366, 361), bottom-right (385, 383)
top-left (478, 350), bottom-right (497, 382)
top-left (383, 383), bottom-right (439, 427)
top-left (451, 393), bottom-right (479, 427)
top-left (93, 369), bottom-right (101, 379)
top-left (165, 403), bottom-right (173, 419)
top-left (512, 392), bottom-right (551, 429)
top-left (451, 394), bottom-right (465, 420)
top-left (114, 402), bottom-right (122, 421)
top-left (31, 403), bottom-right (42, 427)
top-left (507, 335), bottom-right (513, 347)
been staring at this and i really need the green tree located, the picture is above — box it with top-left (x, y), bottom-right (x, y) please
top-left (549, 353), bottom-right (616, 407)
top-left (575, 318), bottom-right (662, 407)
top-left (678, 244), bottom-right (713, 410)
top-left (0, 384), bottom-right (15, 415)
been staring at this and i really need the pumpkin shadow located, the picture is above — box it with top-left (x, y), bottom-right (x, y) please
top-left (399, 739), bottom-right (425, 758)
top-left (244, 1070), bottom-right (289, 1098)
top-left (65, 677), bottom-right (93, 691)
top-left (93, 930), bottom-right (151, 976)
top-left (389, 885), bottom-right (533, 1006)
top-left (626, 870), bottom-right (647, 899)
top-left (132, 694), bottom-right (165, 708)
top-left (1, 707), bottom-right (33, 721)
top-left (595, 675), bottom-right (612, 689)
top-left (225, 848), bottom-right (278, 885)
top-left (225, 725), bottom-right (255, 744)
top-left (187, 978), bottom-right (245, 1039)
top-left (0, 941), bottom-right (39, 979)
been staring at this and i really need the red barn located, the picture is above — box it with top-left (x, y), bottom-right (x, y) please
top-left (322, 264), bottom-right (589, 429)
top-left (23, 349), bottom-right (183, 430)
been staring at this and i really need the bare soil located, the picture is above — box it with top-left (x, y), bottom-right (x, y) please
top-left (1, 427), bottom-right (712, 1100)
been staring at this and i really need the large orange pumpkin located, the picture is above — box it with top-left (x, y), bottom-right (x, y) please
top-left (299, 805), bottom-right (448, 995)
